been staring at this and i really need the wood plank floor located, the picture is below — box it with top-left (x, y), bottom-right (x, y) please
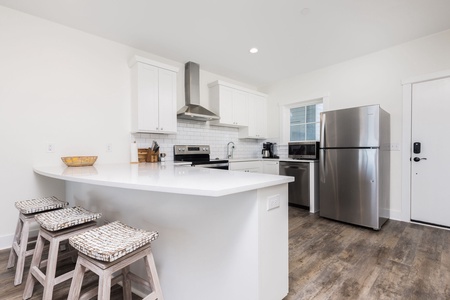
top-left (1, 207), bottom-right (450, 299)
top-left (0, 248), bottom-right (140, 299)
top-left (285, 206), bottom-right (450, 300)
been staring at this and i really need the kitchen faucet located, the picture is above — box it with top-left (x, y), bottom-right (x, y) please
top-left (227, 142), bottom-right (235, 159)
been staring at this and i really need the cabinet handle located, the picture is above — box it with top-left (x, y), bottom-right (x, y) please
top-left (160, 128), bottom-right (163, 130)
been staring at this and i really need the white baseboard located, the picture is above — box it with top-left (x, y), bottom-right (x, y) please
top-left (0, 234), bottom-right (13, 250)
top-left (0, 229), bottom-right (39, 251)
top-left (388, 209), bottom-right (405, 222)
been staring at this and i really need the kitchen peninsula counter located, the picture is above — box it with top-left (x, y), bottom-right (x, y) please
top-left (34, 163), bottom-right (292, 300)
top-left (34, 162), bottom-right (292, 197)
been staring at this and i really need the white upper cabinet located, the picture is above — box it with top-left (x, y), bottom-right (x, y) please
top-left (239, 93), bottom-right (268, 139)
top-left (209, 81), bottom-right (249, 127)
top-left (208, 81), bottom-right (268, 138)
top-left (129, 56), bottom-right (178, 134)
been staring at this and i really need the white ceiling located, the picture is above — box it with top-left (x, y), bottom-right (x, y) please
top-left (1, 0), bottom-right (450, 87)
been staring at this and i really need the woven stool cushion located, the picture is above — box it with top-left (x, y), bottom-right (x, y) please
top-left (15, 196), bottom-right (68, 214)
top-left (69, 221), bottom-right (159, 262)
top-left (35, 206), bottom-right (102, 231)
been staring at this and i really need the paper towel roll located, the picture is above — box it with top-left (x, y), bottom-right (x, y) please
top-left (130, 142), bottom-right (138, 164)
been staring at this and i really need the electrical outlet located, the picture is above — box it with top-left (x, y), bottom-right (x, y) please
top-left (47, 143), bottom-right (55, 153)
top-left (267, 194), bottom-right (281, 211)
top-left (106, 143), bottom-right (113, 152)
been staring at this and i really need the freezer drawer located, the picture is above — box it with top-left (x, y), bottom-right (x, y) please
top-left (279, 161), bottom-right (310, 207)
top-left (319, 149), bottom-right (380, 229)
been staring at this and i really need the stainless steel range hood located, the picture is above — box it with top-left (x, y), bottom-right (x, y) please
top-left (177, 61), bottom-right (220, 122)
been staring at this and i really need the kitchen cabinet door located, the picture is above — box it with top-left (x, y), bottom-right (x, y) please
top-left (232, 89), bottom-right (249, 126)
top-left (130, 56), bottom-right (178, 134)
top-left (209, 82), bottom-right (249, 127)
top-left (216, 86), bottom-right (234, 125)
top-left (239, 94), bottom-right (267, 139)
top-left (262, 160), bottom-right (279, 175)
top-left (157, 68), bottom-right (177, 132)
top-left (229, 161), bottom-right (262, 173)
top-left (136, 63), bottom-right (159, 132)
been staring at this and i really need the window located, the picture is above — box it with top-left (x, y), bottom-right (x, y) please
top-left (289, 103), bottom-right (323, 141)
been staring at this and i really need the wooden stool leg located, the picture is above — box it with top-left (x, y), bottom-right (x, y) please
top-left (23, 233), bottom-right (45, 299)
top-left (68, 257), bottom-right (87, 300)
top-left (13, 217), bottom-right (30, 285)
top-left (7, 215), bottom-right (22, 269)
top-left (42, 239), bottom-right (60, 300)
top-left (144, 251), bottom-right (164, 300)
top-left (122, 266), bottom-right (132, 300)
top-left (98, 270), bottom-right (112, 300)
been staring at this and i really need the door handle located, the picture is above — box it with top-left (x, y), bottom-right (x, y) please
top-left (286, 166), bottom-right (307, 171)
top-left (320, 150), bottom-right (326, 182)
top-left (413, 157), bottom-right (427, 162)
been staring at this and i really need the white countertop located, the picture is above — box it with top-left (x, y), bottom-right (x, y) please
top-left (34, 162), bottom-right (293, 197)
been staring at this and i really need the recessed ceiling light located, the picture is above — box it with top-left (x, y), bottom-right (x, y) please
top-left (249, 48), bottom-right (259, 54)
top-left (300, 8), bottom-right (310, 15)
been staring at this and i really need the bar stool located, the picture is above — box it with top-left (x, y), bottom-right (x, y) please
top-left (7, 196), bottom-right (68, 286)
top-left (67, 221), bottom-right (163, 300)
top-left (23, 206), bottom-right (102, 300)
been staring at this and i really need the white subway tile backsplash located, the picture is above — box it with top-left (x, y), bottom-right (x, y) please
top-left (133, 119), bottom-right (275, 161)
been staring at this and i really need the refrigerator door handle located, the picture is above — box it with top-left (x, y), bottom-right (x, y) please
top-left (320, 114), bottom-right (326, 148)
top-left (319, 150), bottom-right (326, 182)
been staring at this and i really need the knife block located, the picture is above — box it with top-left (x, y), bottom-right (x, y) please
top-left (138, 149), bottom-right (160, 163)
top-left (146, 150), bottom-right (159, 163)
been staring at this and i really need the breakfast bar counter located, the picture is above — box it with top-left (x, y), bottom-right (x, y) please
top-left (34, 163), bottom-right (293, 300)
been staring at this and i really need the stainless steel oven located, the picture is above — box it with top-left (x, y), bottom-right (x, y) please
top-left (288, 141), bottom-right (320, 160)
top-left (174, 145), bottom-right (229, 170)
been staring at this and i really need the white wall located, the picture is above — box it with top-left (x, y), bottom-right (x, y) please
top-left (0, 6), bottom-right (263, 248)
top-left (262, 29), bottom-right (450, 220)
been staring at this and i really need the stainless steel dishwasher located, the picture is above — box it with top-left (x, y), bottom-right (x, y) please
top-left (279, 161), bottom-right (310, 207)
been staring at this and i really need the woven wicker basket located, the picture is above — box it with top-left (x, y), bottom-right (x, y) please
top-left (61, 156), bottom-right (97, 167)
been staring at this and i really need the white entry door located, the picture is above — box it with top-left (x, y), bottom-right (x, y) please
top-left (411, 76), bottom-right (450, 227)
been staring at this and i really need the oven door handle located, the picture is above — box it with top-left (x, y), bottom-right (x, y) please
top-left (193, 163), bottom-right (229, 168)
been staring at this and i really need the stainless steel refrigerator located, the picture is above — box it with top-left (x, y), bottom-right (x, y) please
top-left (319, 105), bottom-right (390, 230)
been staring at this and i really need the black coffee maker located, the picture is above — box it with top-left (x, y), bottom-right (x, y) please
top-left (262, 142), bottom-right (278, 158)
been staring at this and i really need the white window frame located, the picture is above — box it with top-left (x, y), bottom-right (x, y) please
top-left (279, 94), bottom-right (330, 145)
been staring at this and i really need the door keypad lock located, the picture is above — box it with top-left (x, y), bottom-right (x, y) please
top-left (412, 142), bottom-right (427, 162)
top-left (413, 142), bottom-right (421, 154)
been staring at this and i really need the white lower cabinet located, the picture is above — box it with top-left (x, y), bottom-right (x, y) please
top-left (229, 161), bottom-right (262, 173)
top-left (262, 160), bottom-right (279, 175)
top-left (230, 160), bottom-right (279, 175)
